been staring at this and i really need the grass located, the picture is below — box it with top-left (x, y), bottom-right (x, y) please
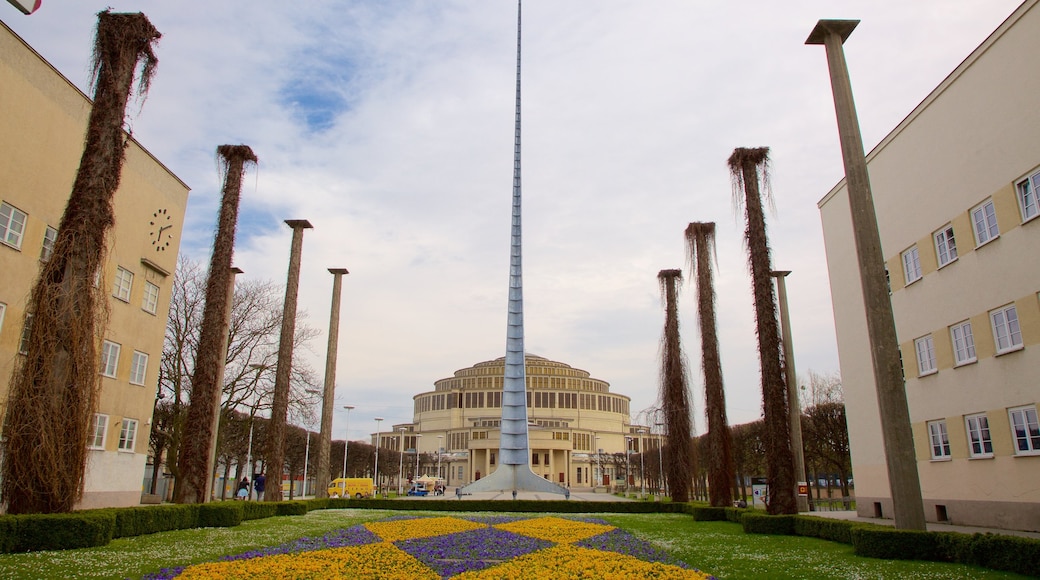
top-left (0, 509), bottom-right (1029, 579)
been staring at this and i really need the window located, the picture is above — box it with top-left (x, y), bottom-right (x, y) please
top-left (902, 246), bottom-right (922, 285)
top-left (1017, 168), bottom-right (1039, 222)
top-left (1009, 406), bottom-right (1040, 455)
top-left (933, 225), bottom-right (957, 268)
top-left (927, 420), bottom-right (951, 460)
top-left (965, 414), bottom-right (993, 458)
top-left (0, 302), bottom-right (5, 334)
top-left (1, 201), bottom-right (27, 249)
top-left (118, 418), bottom-right (138, 452)
top-left (18, 313), bottom-right (32, 355)
top-left (990, 304), bottom-right (1023, 354)
top-left (112, 267), bottom-right (133, 302)
top-left (129, 351), bottom-right (148, 386)
top-left (142, 281), bottom-right (159, 314)
top-left (971, 199), bottom-right (999, 246)
top-left (40, 226), bottom-right (57, 262)
top-left (89, 414), bottom-right (108, 449)
top-left (950, 321), bottom-right (976, 366)
top-left (914, 335), bottom-right (937, 376)
top-left (100, 340), bottom-right (120, 378)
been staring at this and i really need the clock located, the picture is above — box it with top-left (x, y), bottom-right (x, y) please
top-left (149, 208), bottom-right (173, 252)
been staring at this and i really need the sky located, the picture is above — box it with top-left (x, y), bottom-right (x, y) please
top-left (3, 0), bottom-right (1025, 443)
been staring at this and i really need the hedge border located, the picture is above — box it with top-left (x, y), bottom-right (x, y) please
top-left (0, 499), bottom-right (1036, 576)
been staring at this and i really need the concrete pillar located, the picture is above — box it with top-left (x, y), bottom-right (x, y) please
top-left (807, 20), bottom-right (925, 530)
top-left (264, 219), bottom-right (313, 501)
top-left (314, 268), bottom-right (349, 498)
top-left (772, 270), bottom-right (808, 512)
top-left (204, 266), bottom-right (243, 501)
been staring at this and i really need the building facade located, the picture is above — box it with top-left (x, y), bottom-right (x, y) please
top-left (378, 354), bottom-right (661, 490)
top-left (0, 21), bottom-right (189, 509)
top-left (819, 0), bottom-right (1040, 531)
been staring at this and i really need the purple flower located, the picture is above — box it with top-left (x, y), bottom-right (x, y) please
top-left (397, 526), bottom-right (552, 578)
top-left (220, 525), bottom-right (380, 562)
top-left (138, 567), bottom-right (184, 580)
top-left (576, 528), bottom-right (692, 569)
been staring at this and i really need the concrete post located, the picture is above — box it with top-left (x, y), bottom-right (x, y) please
top-left (314, 268), bottom-right (349, 498)
top-left (264, 219), bottom-right (313, 501)
top-left (807, 20), bottom-right (926, 530)
top-left (204, 266), bottom-right (243, 501)
top-left (772, 270), bottom-right (808, 512)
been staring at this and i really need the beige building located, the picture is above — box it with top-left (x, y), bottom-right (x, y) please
top-left (379, 354), bottom-right (662, 490)
top-left (0, 21), bottom-right (189, 509)
top-left (819, 0), bottom-right (1040, 531)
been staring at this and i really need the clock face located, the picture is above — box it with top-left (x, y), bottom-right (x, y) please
top-left (149, 208), bottom-right (173, 252)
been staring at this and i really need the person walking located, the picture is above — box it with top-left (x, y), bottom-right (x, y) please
top-left (253, 472), bottom-right (266, 500)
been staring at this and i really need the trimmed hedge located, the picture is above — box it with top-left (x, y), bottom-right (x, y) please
top-left (242, 501), bottom-right (278, 521)
top-left (198, 502), bottom-right (243, 528)
top-left (326, 499), bottom-right (686, 514)
top-left (107, 504), bottom-right (200, 538)
top-left (274, 501), bottom-right (309, 516)
top-left (741, 512), bottom-right (796, 535)
top-left (7, 512), bottom-right (115, 552)
top-left (792, 514), bottom-right (856, 545)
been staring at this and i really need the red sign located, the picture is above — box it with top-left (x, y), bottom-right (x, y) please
top-left (7, 0), bottom-right (42, 15)
top-left (797, 484), bottom-right (809, 496)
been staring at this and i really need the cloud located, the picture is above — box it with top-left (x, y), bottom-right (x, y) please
top-left (5, 0), bottom-right (1023, 437)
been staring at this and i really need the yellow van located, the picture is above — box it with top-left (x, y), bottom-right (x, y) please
top-left (327, 477), bottom-right (374, 499)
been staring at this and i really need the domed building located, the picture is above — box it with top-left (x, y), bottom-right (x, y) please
top-left (380, 354), bottom-right (661, 490)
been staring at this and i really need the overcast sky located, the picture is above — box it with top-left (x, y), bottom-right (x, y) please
top-left (4, 0), bottom-right (1024, 442)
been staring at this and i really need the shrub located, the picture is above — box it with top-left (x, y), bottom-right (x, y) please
top-left (689, 506), bottom-right (729, 522)
top-left (741, 512), bottom-right (796, 535)
top-left (242, 501), bottom-right (278, 521)
top-left (10, 512), bottom-right (115, 552)
top-left (851, 527), bottom-right (951, 561)
top-left (305, 498), bottom-right (330, 512)
top-left (960, 533), bottom-right (1040, 577)
top-left (792, 515), bottom-right (857, 545)
top-left (197, 502), bottom-right (243, 528)
top-left (108, 505), bottom-right (199, 538)
top-left (0, 516), bottom-right (18, 553)
top-left (275, 501), bottom-right (309, 516)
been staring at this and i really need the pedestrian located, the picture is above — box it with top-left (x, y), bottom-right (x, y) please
top-left (254, 472), bottom-right (266, 499)
top-left (237, 476), bottom-right (249, 500)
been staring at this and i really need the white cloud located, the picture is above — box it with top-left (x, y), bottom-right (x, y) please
top-left (5, 0), bottom-right (1023, 439)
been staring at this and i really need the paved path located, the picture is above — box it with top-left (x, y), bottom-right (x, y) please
top-left (808, 510), bottom-right (1040, 540)
top-left (396, 487), bottom-right (641, 503)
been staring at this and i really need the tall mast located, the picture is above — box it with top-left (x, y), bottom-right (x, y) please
top-left (460, 0), bottom-right (569, 498)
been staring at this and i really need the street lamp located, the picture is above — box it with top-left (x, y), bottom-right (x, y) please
top-left (414, 434), bottom-right (423, 482)
top-left (437, 435), bottom-right (444, 481)
top-left (625, 436), bottom-right (633, 492)
top-left (397, 427), bottom-right (407, 495)
top-left (373, 417), bottom-right (383, 496)
top-left (341, 405), bottom-right (355, 477)
top-left (595, 435), bottom-right (602, 490)
top-left (655, 422), bottom-right (666, 497)
top-left (637, 429), bottom-right (646, 498)
top-left (302, 428), bottom-right (311, 497)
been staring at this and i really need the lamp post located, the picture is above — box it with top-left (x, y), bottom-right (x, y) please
top-left (246, 420), bottom-right (254, 500)
top-left (655, 422), bottom-right (666, 497)
top-left (373, 417), bottom-right (383, 496)
top-left (637, 429), bottom-right (646, 498)
top-left (397, 427), bottom-right (407, 496)
top-left (437, 435), bottom-right (444, 481)
top-left (341, 405), bottom-right (355, 478)
top-left (625, 436), bottom-right (633, 492)
top-left (414, 434), bottom-right (423, 482)
top-left (595, 436), bottom-right (602, 490)
top-left (302, 429), bottom-right (311, 497)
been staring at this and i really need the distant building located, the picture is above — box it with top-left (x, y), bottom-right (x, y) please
top-left (0, 20), bottom-right (189, 509)
top-left (378, 354), bottom-right (661, 490)
top-left (819, 0), bottom-right (1039, 531)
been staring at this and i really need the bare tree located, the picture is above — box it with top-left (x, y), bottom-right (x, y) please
top-left (731, 420), bottom-right (766, 503)
top-left (802, 401), bottom-right (853, 507)
top-left (3, 12), bottom-right (160, 514)
top-left (728, 147), bottom-right (797, 515)
top-left (685, 222), bottom-right (735, 507)
top-left (657, 269), bottom-right (693, 503)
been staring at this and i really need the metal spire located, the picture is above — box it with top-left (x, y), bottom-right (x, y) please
top-left (460, 0), bottom-right (569, 499)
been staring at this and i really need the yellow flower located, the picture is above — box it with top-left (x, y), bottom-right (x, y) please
top-left (177, 543), bottom-right (438, 580)
top-left (453, 545), bottom-right (712, 580)
top-left (495, 516), bottom-right (614, 544)
top-left (366, 516), bottom-right (485, 542)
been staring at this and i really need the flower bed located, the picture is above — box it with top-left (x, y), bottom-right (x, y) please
top-left (146, 515), bottom-right (715, 579)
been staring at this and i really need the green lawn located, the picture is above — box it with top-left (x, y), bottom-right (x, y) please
top-left (0, 510), bottom-right (1027, 579)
